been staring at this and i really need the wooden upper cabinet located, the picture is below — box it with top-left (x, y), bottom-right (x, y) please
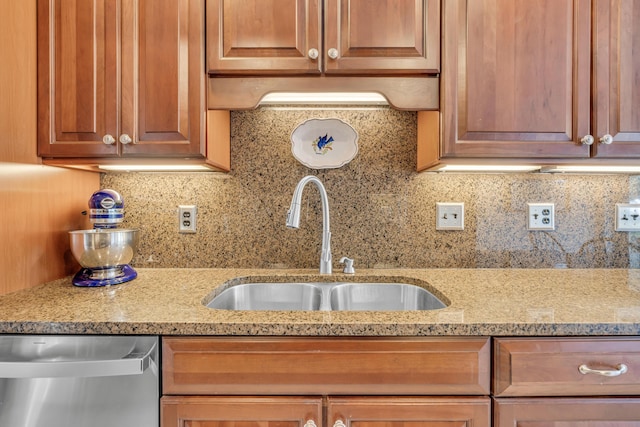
top-left (324, 0), bottom-right (440, 74)
top-left (591, 0), bottom-right (640, 158)
top-left (123, 0), bottom-right (205, 157)
top-left (38, 0), bottom-right (117, 157)
top-left (441, 0), bottom-right (592, 159)
top-left (206, 0), bottom-right (322, 74)
top-left (38, 0), bottom-right (206, 159)
top-left (206, 0), bottom-right (439, 75)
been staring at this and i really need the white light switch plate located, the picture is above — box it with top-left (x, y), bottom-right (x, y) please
top-left (436, 202), bottom-right (464, 231)
top-left (615, 203), bottom-right (640, 231)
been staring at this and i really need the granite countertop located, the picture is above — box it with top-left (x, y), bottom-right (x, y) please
top-left (0, 268), bottom-right (639, 336)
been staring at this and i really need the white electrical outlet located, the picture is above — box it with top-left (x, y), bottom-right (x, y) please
top-left (178, 205), bottom-right (197, 233)
top-left (436, 202), bottom-right (464, 230)
top-left (527, 203), bottom-right (555, 230)
top-left (615, 203), bottom-right (640, 231)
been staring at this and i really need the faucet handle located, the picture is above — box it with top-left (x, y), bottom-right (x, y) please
top-left (339, 257), bottom-right (355, 274)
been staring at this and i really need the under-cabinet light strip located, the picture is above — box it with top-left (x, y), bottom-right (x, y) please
top-left (98, 165), bottom-right (214, 172)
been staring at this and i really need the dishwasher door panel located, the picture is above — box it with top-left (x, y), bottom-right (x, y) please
top-left (0, 335), bottom-right (158, 427)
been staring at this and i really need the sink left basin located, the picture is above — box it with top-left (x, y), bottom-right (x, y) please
top-left (205, 283), bottom-right (323, 311)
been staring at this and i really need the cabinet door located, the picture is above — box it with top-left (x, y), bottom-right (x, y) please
top-left (324, 0), bottom-right (440, 74)
top-left (161, 396), bottom-right (322, 427)
top-left (592, 0), bottom-right (640, 158)
top-left (37, 0), bottom-right (119, 157)
top-left (441, 0), bottom-right (592, 159)
top-left (494, 398), bottom-right (640, 427)
top-left (123, 0), bottom-right (205, 157)
top-left (328, 396), bottom-right (490, 427)
top-left (206, 0), bottom-right (322, 74)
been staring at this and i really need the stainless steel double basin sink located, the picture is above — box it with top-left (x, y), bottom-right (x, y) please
top-left (205, 281), bottom-right (448, 312)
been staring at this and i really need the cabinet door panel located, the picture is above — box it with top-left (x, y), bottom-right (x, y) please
top-left (162, 337), bottom-right (490, 396)
top-left (494, 398), bottom-right (640, 427)
top-left (124, 0), bottom-right (205, 156)
top-left (441, 0), bottom-right (591, 158)
top-left (328, 397), bottom-right (490, 427)
top-left (38, 0), bottom-right (118, 157)
top-left (206, 0), bottom-right (322, 74)
top-left (592, 0), bottom-right (640, 157)
top-left (325, 0), bottom-right (440, 74)
top-left (161, 396), bottom-right (322, 427)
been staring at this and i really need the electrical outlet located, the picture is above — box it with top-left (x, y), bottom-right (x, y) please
top-left (178, 205), bottom-right (197, 233)
top-left (436, 202), bottom-right (464, 230)
top-left (615, 203), bottom-right (640, 231)
top-left (527, 203), bottom-right (555, 230)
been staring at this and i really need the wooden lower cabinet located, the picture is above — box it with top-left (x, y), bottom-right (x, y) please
top-left (161, 337), bottom-right (491, 427)
top-left (161, 336), bottom-right (640, 427)
top-left (493, 338), bottom-right (640, 425)
top-left (161, 396), bottom-right (491, 427)
top-left (161, 396), bottom-right (322, 427)
top-left (328, 396), bottom-right (490, 427)
top-left (494, 398), bottom-right (640, 426)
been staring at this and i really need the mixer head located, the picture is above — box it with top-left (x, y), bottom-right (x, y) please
top-left (88, 189), bottom-right (124, 229)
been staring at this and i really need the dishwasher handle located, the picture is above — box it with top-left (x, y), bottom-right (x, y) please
top-left (0, 340), bottom-right (156, 379)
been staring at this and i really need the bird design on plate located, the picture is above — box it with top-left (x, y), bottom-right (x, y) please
top-left (313, 134), bottom-right (334, 155)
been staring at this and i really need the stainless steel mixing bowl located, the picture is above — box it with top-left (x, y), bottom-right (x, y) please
top-left (69, 229), bottom-right (139, 270)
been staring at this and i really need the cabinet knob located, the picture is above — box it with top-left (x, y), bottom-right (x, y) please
top-left (102, 134), bottom-right (116, 145)
top-left (599, 134), bottom-right (613, 145)
top-left (580, 135), bottom-right (594, 145)
top-left (308, 48), bottom-right (319, 60)
top-left (327, 48), bottom-right (339, 60)
top-left (333, 421), bottom-right (346, 427)
top-left (119, 134), bottom-right (133, 145)
top-left (304, 421), bottom-right (317, 427)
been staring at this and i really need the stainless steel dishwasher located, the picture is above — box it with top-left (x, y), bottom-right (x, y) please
top-left (0, 335), bottom-right (159, 427)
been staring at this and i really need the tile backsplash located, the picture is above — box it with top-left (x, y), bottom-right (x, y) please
top-left (102, 108), bottom-right (640, 269)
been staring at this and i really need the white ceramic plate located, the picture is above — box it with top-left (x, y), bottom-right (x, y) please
top-left (291, 118), bottom-right (359, 169)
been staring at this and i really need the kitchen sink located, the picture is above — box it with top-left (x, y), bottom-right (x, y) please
top-left (205, 281), bottom-right (448, 312)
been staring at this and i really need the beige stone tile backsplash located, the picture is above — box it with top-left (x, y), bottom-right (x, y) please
top-left (102, 108), bottom-right (640, 269)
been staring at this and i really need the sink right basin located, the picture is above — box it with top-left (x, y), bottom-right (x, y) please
top-left (329, 283), bottom-right (447, 311)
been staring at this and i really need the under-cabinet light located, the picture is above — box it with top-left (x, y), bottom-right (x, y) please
top-left (98, 165), bottom-right (214, 172)
top-left (259, 92), bottom-right (389, 105)
top-left (540, 165), bottom-right (640, 174)
top-left (430, 165), bottom-right (542, 173)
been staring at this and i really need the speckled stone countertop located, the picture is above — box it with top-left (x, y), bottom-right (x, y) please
top-left (1, 268), bottom-right (639, 336)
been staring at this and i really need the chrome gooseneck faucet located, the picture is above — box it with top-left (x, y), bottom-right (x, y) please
top-left (286, 175), bottom-right (332, 274)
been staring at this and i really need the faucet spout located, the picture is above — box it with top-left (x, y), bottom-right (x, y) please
top-left (286, 175), bottom-right (332, 274)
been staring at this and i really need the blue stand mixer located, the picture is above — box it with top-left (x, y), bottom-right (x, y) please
top-left (69, 190), bottom-right (139, 287)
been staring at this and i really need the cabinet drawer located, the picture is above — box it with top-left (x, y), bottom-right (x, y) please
top-left (163, 336), bottom-right (490, 396)
top-left (494, 337), bottom-right (640, 396)
top-left (494, 397), bottom-right (640, 426)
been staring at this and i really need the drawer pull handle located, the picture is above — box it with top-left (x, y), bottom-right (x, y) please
top-left (304, 421), bottom-right (317, 427)
top-left (579, 363), bottom-right (628, 377)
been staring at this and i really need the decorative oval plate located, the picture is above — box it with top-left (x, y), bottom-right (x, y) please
top-left (291, 118), bottom-right (359, 169)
